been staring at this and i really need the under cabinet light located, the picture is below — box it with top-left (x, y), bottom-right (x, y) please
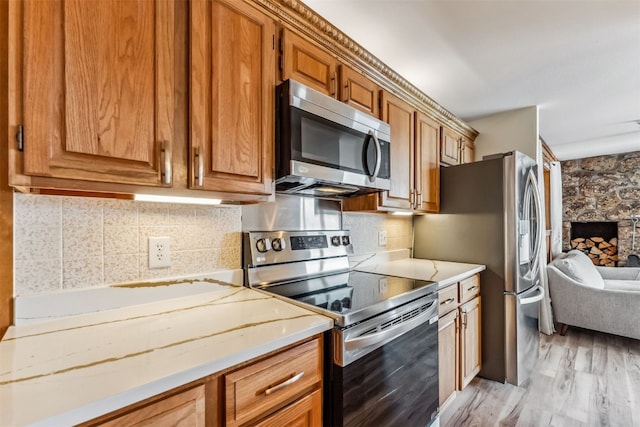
top-left (133, 194), bottom-right (222, 205)
top-left (390, 211), bottom-right (414, 216)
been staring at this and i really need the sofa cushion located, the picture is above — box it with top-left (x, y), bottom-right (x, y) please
top-left (604, 280), bottom-right (640, 292)
top-left (553, 250), bottom-right (605, 289)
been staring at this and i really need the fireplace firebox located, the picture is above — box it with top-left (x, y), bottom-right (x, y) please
top-left (570, 221), bottom-right (618, 266)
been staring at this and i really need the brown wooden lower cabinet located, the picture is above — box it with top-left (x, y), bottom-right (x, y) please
top-left (438, 309), bottom-right (459, 410)
top-left (460, 296), bottom-right (481, 389)
top-left (253, 389), bottom-right (322, 427)
top-left (86, 336), bottom-right (323, 427)
top-left (438, 275), bottom-right (482, 411)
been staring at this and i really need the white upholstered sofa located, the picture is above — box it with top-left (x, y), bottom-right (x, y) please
top-left (547, 250), bottom-right (640, 339)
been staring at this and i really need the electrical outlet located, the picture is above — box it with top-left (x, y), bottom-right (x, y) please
top-left (378, 229), bottom-right (387, 246)
top-left (378, 278), bottom-right (388, 293)
top-left (149, 236), bottom-right (171, 269)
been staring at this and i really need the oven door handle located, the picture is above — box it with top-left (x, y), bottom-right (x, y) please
top-left (344, 302), bottom-right (438, 351)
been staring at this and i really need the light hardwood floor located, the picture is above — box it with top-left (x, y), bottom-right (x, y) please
top-left (441, 328), bottom-right (640, 426)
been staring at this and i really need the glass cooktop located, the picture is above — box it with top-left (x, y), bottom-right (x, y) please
top-left (254, 270), bottom-right (437, 327)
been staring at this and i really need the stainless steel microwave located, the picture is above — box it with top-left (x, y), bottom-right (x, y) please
top-left (275, 79), bottom-right (391, 197)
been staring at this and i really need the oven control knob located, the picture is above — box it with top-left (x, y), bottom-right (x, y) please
top-left (331, 236), bottom-right (341, 246)
top-left (256, 238), bottom-right (271, 253)
top-left (330, 299), bottom-right (342, 311)
top-left (341, 236), bottom-right (351, 246)
top-left (272, 237), bottom-right (285, 251)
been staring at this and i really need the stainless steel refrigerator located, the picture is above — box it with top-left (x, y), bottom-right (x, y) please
top-left (414, 151), bottom-right (545, 386)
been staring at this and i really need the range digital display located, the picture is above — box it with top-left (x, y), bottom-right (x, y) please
top-left (290, 235), bottom-right (328, 250)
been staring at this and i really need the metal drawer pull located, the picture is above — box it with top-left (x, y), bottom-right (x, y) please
top-left (466, 285), bottom-right (478, 292)
top-left (264, 372), bottom-right (304, 395)
top-left (441, 297), bottom-right (455, 305)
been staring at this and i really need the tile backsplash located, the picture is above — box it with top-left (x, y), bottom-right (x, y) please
top-left (13, 193), bottom-right (413, 297)
top-left (343, 212), bottom-right (413, 257)
top-left (13, 193), bottom-right (241, 297)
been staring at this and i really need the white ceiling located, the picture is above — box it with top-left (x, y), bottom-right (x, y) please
top-left (304, 0), bottom-right (640, 160)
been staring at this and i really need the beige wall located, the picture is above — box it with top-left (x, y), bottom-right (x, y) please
top-left (469, 106), bottom-right (539, 163)
top-left (13, 193), bottom-right (241, 297)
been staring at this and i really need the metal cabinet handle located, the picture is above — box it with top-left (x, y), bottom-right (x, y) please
top-left (368, 130), bottom-right (381, 182)
top-left (264, 372), bottom-right (304, 395)
top-left (440, 297), bottom-right (455, 305)
top-left (194, 147), bottom-right (204, 187)
top-left (331, 72), bottom-right (336, 96)
top-left (466, 285), bottom-right (478, 292)
top-left (345, 81), bottom-right (351, 100)
top-left (417, 191), bottom-right (422, 209)
top-left (161, 140), bottom-right (172, 185)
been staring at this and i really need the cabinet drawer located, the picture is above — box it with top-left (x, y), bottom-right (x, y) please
top-left (438, 285), bottom-right (459, 316)
top-left (225, 338), bottom-right (322, 426)
top-left (459, 274), bottom-right (480, 303)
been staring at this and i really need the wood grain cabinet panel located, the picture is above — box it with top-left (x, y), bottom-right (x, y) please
top-left (190, 0), bottom-right (274, 195)
top-left (378, 90), bottom-right (414, 210)
top-left (438, 284), bottom-right (459, 317)
top-left (441, 126), bottom-right (462, 166)
top-left (339, 65), bottom-right (378, 116)
top-left (96, 386), bottom-right (205, 427)
top-left (462, 137), bottom-right (475, 164)
top-left (280, 28), bottom-right (337, 96)
top-left (415, 112), bottom-right (440, 212)
top-left (438, 309), bottom-right (459, 410)
top-left (438, 276), bottom-right (482, 409)
top-left (20, 0), bottom-right (175, 186)
top-left (460, 296), bottom-right (482, 389)
top-left (459, 274), bottom-right (480, 304)
top-left (253, 389), bottom-right (322, 427)
top-left (225, 338), bottom-right (322, 427)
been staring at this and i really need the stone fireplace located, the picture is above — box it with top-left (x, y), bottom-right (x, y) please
top-left (562, 151), bottom-right (640, 266)
top-left (570, 221), bottom-right (618, 266)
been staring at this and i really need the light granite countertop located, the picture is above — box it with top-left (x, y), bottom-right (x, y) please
top-left (0, 281), bottom-right (332, 426)
top-left (355, 252), bottom-right (485, 288)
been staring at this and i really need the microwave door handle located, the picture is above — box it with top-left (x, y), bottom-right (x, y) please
top-left (368, 130), bottom-right (382, 182)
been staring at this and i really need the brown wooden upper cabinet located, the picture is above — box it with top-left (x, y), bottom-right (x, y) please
top-left (462, 137), bottom-right (475, 164)
top-left (338, 65), bottom-right (379, 117)
top-left (441, 126), bottom-right (475, 166)
top-left (441, 126), bottom-right (463, 166)
top-left (18, 0), bottom-right (175, 186)
top-left (190, 0), bottom-right (275, 196)
top-left (415, 113), bottom-right (440, 212)
top-left (279, 29), bottom-right (379, 117)
top-left (343, 92), bottom-right (440, 213)
top-left (378, 91), bottom-right (415, 211)
top-left (280, 28), bottom-right (337, 97)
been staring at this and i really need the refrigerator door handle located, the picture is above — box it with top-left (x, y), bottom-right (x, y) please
top-left (519, 285), bottom-right (545, 305)
top-left (525, 169), bottom-right (544, 276)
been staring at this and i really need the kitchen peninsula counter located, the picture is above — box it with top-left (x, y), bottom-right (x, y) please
top-left (356, 253), bottom-right (485, 288)
top-left (0, 281), bottom-right (332, 426)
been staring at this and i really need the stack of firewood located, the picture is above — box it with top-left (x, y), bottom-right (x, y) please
top-left (570, 236), bottom-right (618, 266)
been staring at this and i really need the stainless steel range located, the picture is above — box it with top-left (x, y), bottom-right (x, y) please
top-left (243, 229), bottom-right (440, 427)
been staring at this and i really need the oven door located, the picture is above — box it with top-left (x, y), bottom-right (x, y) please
top-left (328, 296), bottom-right (439, 427)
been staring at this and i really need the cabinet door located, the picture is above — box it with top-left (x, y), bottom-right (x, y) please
top-left (438, 309), bottom-right (459, 409)
top-left (339, 65), bottom-right (378, 116)
top-left (22, 0), bottom-right (174, 186)
top-left (253, 389), bottom-right (322, 427)
top-left (98, 386), bottom-right (205, 427)
top-left (440, 127), bottom-right (462, 166)
top-left (415, 112), bottom-right (440, 212)
top-left (190, 0), bottom-right (274, 195)
top-left (462, 137), bottom-right (475, 164)
top-left (460, 296), bottom-right (482, 389)
top-left (281, 28), bottom-right (337, 96)
top-left (379, 91), bottom-right (414, 210)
